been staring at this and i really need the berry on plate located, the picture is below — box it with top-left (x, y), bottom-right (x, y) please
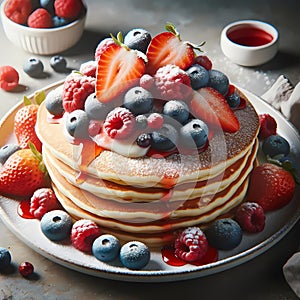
top-left (54, 0), bottom-right (85, 20)
top-left (0, 144), bottom-right (20, 165)
top-left (0, 247), bottom-right (12, 270)
top-left (44, 87), bottom-right (64, 117)
top-left (150, 123), bottom-right (178, 152)
top-left (4, 0), bottom-right (32, 25)
top-left (84, 92), bottom-right (112, 120)
top-left (0, 65), bottom-right (19, 91)
top-left (79, 61), bottom-right (97, 77)
top-left (193, 55), bottom-right (212, 70)
top-left (262, 134), bottom-right (290, 158)
top-left (94, 38), bottom-right (115, 62)
top-left (71, 219), bottom-right (101, 253)
top-left (147, 113), bottom-right (164, 130)
top-left (0, 144), bottom-right (48, 198)
top-left (186, 64), bottom-right (209, 90)
top-left (207, 69), bottom-right (229, 96)
top-left (146, 23), bottom-right (203, 75)
top-left (136, 133), bottom-right (151, 148)
top-left (124, 28), bottom-right (152, 54)
top-left (95, 32), bottom-right (146, 103)
top-left (120, 241), bottom-right (150, 270)
top-left (19, 261), bottom-right (34, 278)
top-left (40, 210), bottom-right (73, 241)
top-left (190, 87), bottom-right (240, 133)
top-left (163, 100), bottom-right (189, 125)
top-left (235, 202), bottom-right (265, 233)
top-left (258, 113), bottom-right (277, 140)
top-left (174, 227), bottom-right (208, 262)
top-left (27, 8), bottom-right (53, 28)
top-left (30, 188), bottom-right (60, 219)
top-left (205, 218), bottom-right (243, 250)
top-left (92, 234), bottom-right (121, 262)
top-left (247, 163), bottom-right (296, 211)
top-left (65, 109), bottom-right (90, 139)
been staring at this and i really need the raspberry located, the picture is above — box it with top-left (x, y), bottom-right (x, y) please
top-left (174, 227), bottom-right (208, 262)
top-left (258, 114), bottom-right (277, 140)
top-left (103, 107), bottom-right (136, 139)
top-left (95, 38), bottom-right (115, 61)
top-left (154, 64), bottom-right (192, 101)
top-left (147, 113), bottom-right (164, 129)
top-left (28, 8), bottom-right (53, 29)
top-left (19, 261), bottom-right (34, 277)
top-left (235, 202), bottom-right (266, 233)
top-left (79, 61), bottom-right (97, 77)
top-left (4, 0), bottom-right (32, 25)
top-left (30, 188), bottom-right (60, 219)
top-left (194, 55), bottom-right (213, 70)
top-left (0, 66), bottom-right (19, 91)
top-left (71, 219), bottom-right (101, 253)
top-left (139, 74), bottom-right (155, 91)
top-left (88, 120), bottom-right (102, 136)
top-left (54, 0), bottom-right (84, 20)
top-left (62, 73), bottom-right (96, 113)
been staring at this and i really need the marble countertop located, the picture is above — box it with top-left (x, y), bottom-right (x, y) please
top-left (0, 0), bottom-right (300, 299)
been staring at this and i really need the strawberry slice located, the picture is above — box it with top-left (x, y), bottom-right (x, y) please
top-left (146, 23), bottom-right (200, 75)
top-left (190, 87), bottom-right (240, 133)
top-left (96, 34), bottom-right (146, 103)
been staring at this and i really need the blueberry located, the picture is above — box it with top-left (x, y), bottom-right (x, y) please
top-left (186, 64), bottom-right (210, 90)
top-left (120, 241), bottom-right (150, 270)
top-left (262, 135), bottom-right (290, 157)
top-left (0, 247), bottom-right (11, 270)
top-left (163, 100), bottom-right (189, 124)
top-left (0, 144), bottom-right (20, 165)
top-left (50, 56), bottom-right (67, 72)
top-left (136, 133), bottom-right (152, 148)
top-left (208, 69), bottom-right (229, 95)
top-left (179, 119), bottom-right (209, 149)
top-left (205, 218), bottom-right (242, 250)
top-left (52, 16), bottom-right (70, 27)
top-left (92, 234), bottom-right (121, 262)
top-left (84, 93), bottom-right (112, 120)
top-left (66, 110), bottom-right (90, 139)
top-left (23, 58), bottom-right (44, 78)
top-left (227, 92), bottom-right (240, 108)
top-left (40, 0), bottom-right (55, 15)
top-left (40, 210), bottom-right (73, 241)
top-left (45, 88), bottom-right (64, 116)
top-left (151, 123), bottom-right (178, 152)
top-left (135, 114), bottom-right (148, 130)
top-left (124, 28), bottom-right (152, 54)
top-left (123, 87), bottom-right (153, 115)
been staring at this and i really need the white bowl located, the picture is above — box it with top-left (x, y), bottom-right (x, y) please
top-left (220, 20), bottom-right (279, 66)
top-left (0, 0), bottom-right (86, 55)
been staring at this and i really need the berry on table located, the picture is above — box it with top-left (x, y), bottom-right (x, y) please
top-left (120, 241), bottom-right (150, 270)
top-left (4, 0), bottom-right (32, 25)
top-left (103, 107), bottom-right (136, 139)
top-left (179, 119), bottom-right (209, 149)
top-left (0, 144), bottom-right (20, 165)
top-left (40, 210), bottom-right (73, 241)
top-left (123, 86), bottom-right (154, 115)
top-left (30, 188), bottom-right (60, 219)
top-left (23, 58), bottom-right (44, 78)
top-left (205, 218), bottom-right (243, 250)
top-left (208, 69), bottom-right (229, 96)
top-left (19, 261), bottom-right (34, 278)
top-left (92, 234), bottom-right (121, 262)
top-left (50, 56), bottom-right (67, 73)
top-left (84, 93), bottom-right (112, 120)
top-left (262, 134), bottom-right (290, 158)
top-left (54, 0), bottom-right (85, 20)
top-left (71, 219), bottom-right (101, 253)
top-left (0, 247), bottom-right (12, 270)
top-left (186, 64), bottom-right (210, 90)
top-left (162, 100), bottom-right (189, 125)
top-left (27, 8), bottom-right (53, 29)
top-left (258, 114), bottom-right (277, 140)
top-left (0, 66), bottom-right (19, 91)
top-left (174, 227), bottom-right (208, 262)
top-left (65, 109), bottom-right (90, 139)
top-left (150, 123), bottom-right (178, 152)
top-left (124, 28), bottom-right (152, 54)
top-left (235, 202), bottom-right (265, 233)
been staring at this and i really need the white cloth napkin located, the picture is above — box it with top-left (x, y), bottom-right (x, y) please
top-left (261, 75), bottom-right (300, 297)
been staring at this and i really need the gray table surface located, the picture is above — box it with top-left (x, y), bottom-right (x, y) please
top-left (0, 0), bottom-right (300, 299)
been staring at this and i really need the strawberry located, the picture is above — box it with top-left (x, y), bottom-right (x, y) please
top-left (0, 143), bottom-right (48, 198)
top-left (189, 87), bottom-right (240, 133)
top-left (146, 23), bottom-right (202, 75)
top-left (95, 33), bottom-right (146, 103)
top-left (247, 163), bottom-right (296, 212)
top-left (14, 95), bottom-right (44, 152)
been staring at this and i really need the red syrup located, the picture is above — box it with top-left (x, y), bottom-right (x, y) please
top-left (227, 27), bottom-right (273, 47)
top-left (17, 200), bottom-right (35, 219)
top-left (161, 244), bottom-right (218, 267)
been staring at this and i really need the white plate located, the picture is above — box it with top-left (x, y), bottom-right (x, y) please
top-left (0, 82), bottom-right (299, 282)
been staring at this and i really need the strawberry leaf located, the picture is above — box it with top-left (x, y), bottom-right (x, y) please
top-left (34, 90), bottom-right (46, 105)
top-left (23, 95), bottom-right (32, 106)
top-left (165, 22), bottom-right (181, 40)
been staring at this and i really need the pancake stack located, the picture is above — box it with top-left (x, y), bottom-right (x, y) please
top-left (36, 86), bottom-right (260, 246)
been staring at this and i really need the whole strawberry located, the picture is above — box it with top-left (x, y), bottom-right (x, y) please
top-left (0, 144), bottom-right (48, 198)
top-left (247, 163), bottom-right (296, 211)
top-left (14, 101), bottom-right (42, 152)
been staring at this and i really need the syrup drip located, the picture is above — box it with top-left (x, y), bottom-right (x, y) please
top-left (17, 200), bottom-right (35, 219)
top-left (161, 244), bottom-right (218, 267)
